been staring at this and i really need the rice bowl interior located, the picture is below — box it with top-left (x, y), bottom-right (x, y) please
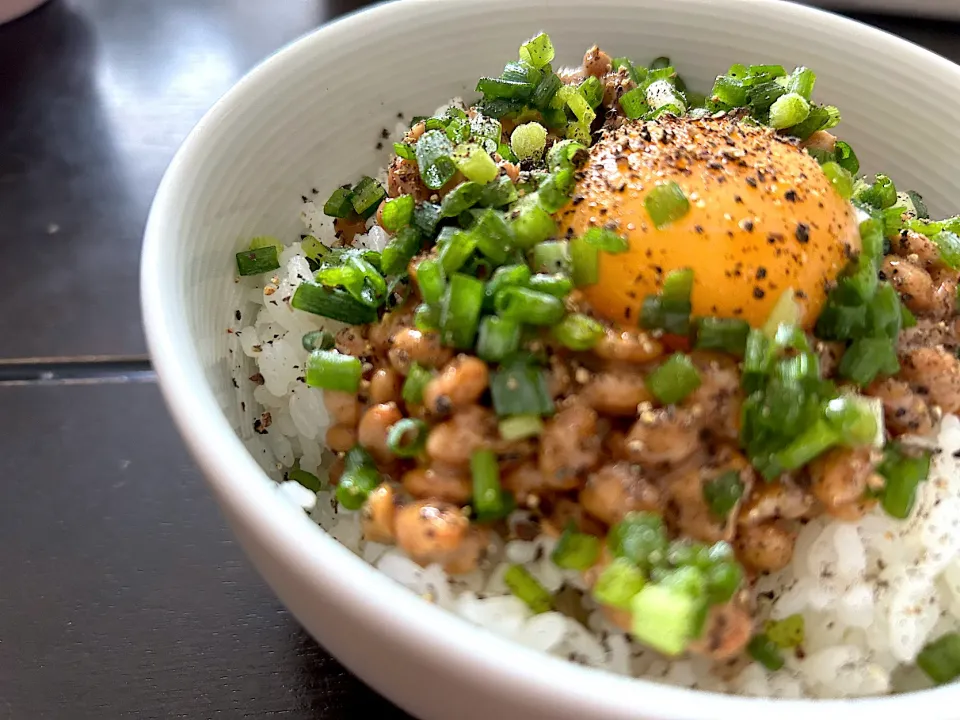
top-left (141, 2), bottom-right (960, 718)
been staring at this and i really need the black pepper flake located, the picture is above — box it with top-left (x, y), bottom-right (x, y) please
top-left (784, 189), bottom-right (798, 203)
top-left (241, 401), bottom-right (246, 411)
top-left (796, 289), bottom-right (807, 299)
top-left (745, 176), bottom-right (758, 187)
top-left (231, 378), bottom-right (239, 388)
top-left (380, 127), bottom-right (390, 139)
top-left (311, 188), bottom-right (318, 195)
top-left (376, 141), bottom-right (383, 150)
top-left (235, 309), bottom-right (242, 321)
top-left (740, 219), bottom-right (754, 232)
top-left (753, 287), bottom-right (766, 299)
top-left (694, 225), bottom-right (704, 234)
top-left (795, 222), bottom-right (810, 244)
top-left (756, 267), bottom-right (767, 280)
top-left (733, 195), bottom-right (743, 204)
top-left (301, 195), bottom-right (308, 203)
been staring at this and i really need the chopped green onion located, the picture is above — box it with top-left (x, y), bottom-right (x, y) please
top-left (381, 195), bottom-right (414, 232)
top-left (537, 168), bottom-right (576, 213)
top-left (821, 161), bottom-right (854, 199)
top-left (412, 201), bottom-right (441, 236)
top-left (747, 633), bottom-right (785, 671)
top-left (476, 315), bottom-right (521, 362)
top-left (485, 264), bottom-right (532, 309)
top-left (551, 313), bottom-right (604, 350)
top-left (762, 289), bottom-right (801, 338)
top-left (531, 72), bottom-right (562, 111)
top-left (933, 231), bottom-right (960, 270)
top-left (440, 181), bottom-right (484, 218)
top-left (917, 633), bottom-right (960, 685)
top-left (772, 418), bottom-right (839, 474)
top-left (630, 584), bottom-right (703, 656)
top-left (906, 189), bottom-right (929, 219)
top-left (578, 75), bottom-right (604, 108)
top-left (608, 512), bottom-right (668, 570)
top-left (469, 448), bottom-right (504, 517)
top-left (511, 122), bottom-right (548, 161)
top-left (305, 350), bottom-right (362, 392)
top-left (393, 142), bottom-right (416, 161)
top-left (416, 258), bottom-right (445, 306)
top-left (878, 443), bottom-right (932, 519)
top-left (705, 560), bottom-right (743, 604)
top-left (413, 302), bottom-right (440, 331)
top-left (439, 273), bottom-right (484, 349)
top-left (288, 465), bottom-right (323, 492)
top-left (531, 240), bottom-right (569, 274)
top-left (546, 140), bottom-right (588, 172)
top-left (386, 418), bottom-right (428, 458)
top-left (582, 227), bottom-right (629, 253)
top-left (823, 396), bottom-right (879, 446)
top-left (569, 236), bottom-right (599, 287)
top-left (644, 181), bottom-right (690, 229)
top-left (300, 235), bottom-right (329, 265)
top-left (765, 614), bottom-right (805, 649)
top-left (236, 246), bottom-right (280, 276)
top-left (350, 176), bottom-right (386, 218)
top-left (702, 470), bottom-right (744, 518)
top-left (784, 103), bottom-right (840, 140)
top-left (649, 56), bottom-right (671, 70)
top-left (526, 273), bottom-right (573, 299)
top-left (551, 525), bottom-right (601, 571)
top-left (301, 329), bottom-right (336, 352)
top-left (494, 286), bottom-right (566, 326)
top-left (323, 186), bottom-right (355, 218)
top-left (834, 140), bottom-right (859, 175)
top-left (768, 92), bottom-right (810, 129)
top-left (695, 317), bottom-right (750, 355)
top-left (640, 268), bottom-right (694, 336)
top-left (556, 85), bottom-right (595, 125)
top-left (438, 229), bottom-right (478, 275)
top-left (381, 225), bottom-right (422, 276)
top-left (472, 208), bottom-right (516, 264)
top-left (839, 337), bottom-right (899, 386)
top-left (415, 129), bottom-right (457, 190)
top-left (498, 414), bottom-right (544, 441)
top-left (711, 73), bottom-right (747, 107)
top-left (478, 175), bottom-right (519, 208)
top-left (786, 67), bottom-right (816, 99)
top-left (452, 143), bottom-right (499, 184)
top-left (519, 32), bottom-right (555, 69)
top-left (337, 447), bottom-right (381, 510)
top-left (401, 363), bottom-right (433, 406)
top-left (645, 353), bottom-right (701, 405)
top-left (619, 87), bottom-right (648, 119)
top-left (291, 283), bottom-right (378, 324)
top-left (490, 358), bottom-right (554, 417)
top-left (504, 564), bottom-right (552, 614)
top-left (593, 558), bottom-right (646, 609)
top-left (856, 173), bottom-right (897, 210)
top-left (510, 197), bottom-right (557, 249)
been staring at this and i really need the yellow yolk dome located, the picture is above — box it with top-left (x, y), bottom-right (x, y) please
top-left (559, 114), bottom-right (860, 330)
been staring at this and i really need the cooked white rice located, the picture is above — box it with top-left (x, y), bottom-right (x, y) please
top-left (228, 101), bottom-right (960, 698)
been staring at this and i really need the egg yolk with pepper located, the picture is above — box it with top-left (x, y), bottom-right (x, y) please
top-left (559, 114), bottom-right (860, 329)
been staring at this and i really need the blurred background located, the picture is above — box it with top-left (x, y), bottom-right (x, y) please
top-left (0, 1), bottom-right (958, 718)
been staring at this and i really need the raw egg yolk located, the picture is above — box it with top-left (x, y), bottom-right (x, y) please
top-left (559, 114), bottom-right (860, 329)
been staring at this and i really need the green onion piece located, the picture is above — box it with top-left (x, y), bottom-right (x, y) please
top-left (834, 140), bottom-right (859, 174)
top-left (440, 181), bottom-right (483, 218)
top-left (549, 525), bottom-right (601, 571)
top-left (490, 358), bottom-right (554, 417)
top-left (249, 235), bottom-right (283, 254)
top-left (484, 264), bottom-right (532, 309)
top-left (856, 173), bottom-right (898, 210)
top-left (906, 189), bottom-right (929, 219)
top-left (336, 464), bottom-right (381, 510)
top-left (569, 236), bottom-right (599, 287)
top-left (608, 512), bottom-right (668, 570)
top-left (476, 315), bottom-right (521, 363)
top-left (630, 584), bottom-right (703, 656)
top-left (291, 283), bottom-right (378, 324)
top-left (650, 56), bottom-right (671, 70)
top-left (414, 302), bottom-right (440, 331)
top-left (527, 273), bottom-right (573, 299)
top-left (531, 72), bottom-right (563, 111)
top-left (593, 558), bottom-right (646, 609)
top-left (236, 246), bottom-right (280, 276)
top-left (578, 75), bottom-right (604, 108)
top-left (786, 67), bottom-right (816, 99)
top-left (381, 225), bottom-right (422, 276)
top-left (511, 197), bottom-right (557, 249)
top-left (381, 195), bottom-right (414, 232)
top-left (705, 560), bottom-right (743, 605)
top-left (440, 273), bottom-right (484, 349)
top-left (301, 329), bottom-right (336, 352)
top-left (470, 448), bottom-right (504, 517)
top-left (551, 313), bottom-right (604, 351)
top-left (416, 258), bottom-right (445, 306)
top-left (511, 122), bottom-right (548, 161)
top-left (619, 87), bottom-right (648, 119)
top-left (504, 564), bottom-right (552, 614)
top-left (772, 418), bottom-right (840, 474)
top-left (531, 240), bottom-right (570, 274)
top-left (393, 142), bottom-right (416, 161)
top-left (839, 337), bottom-right (899, 386)
top-left (582, 226), bottom-right (629, 253)
top-left (494, 286), bottom-right (565, 326)
top-left (323, 186), bottom-right (354, 218)
top-left (438, 229), bottom-right (478, 275)
top-left (401, 363), bottom-right (433, 406)
top-left (478, 175), bottom-right (519, 208)
top-left (472, 209), bottom-right (516, 264)
top-left (645, 79), bottom-right (686, 116)
top-left (695, 317), bottom-right (750, 356)
top-left (305, 350), bottom-right (362, 392)
top-left (878, 443), bottom-right (932, 519)
top-left (445, 116), bottom-right (471, 144)
top-left (821, 161), bottom-right (854, 199)
top-left (288, 466), bottom-right (323, 492)
top-left (933, 231), bottom-right (960, 270)
top-left (645, 181), bottom-right (690, 229)
top-left (612, 57), bottom-right (644, 84)
top-left (645, 353), bottom-right (701, 405)
top-left (711, 74), bottom-right (747, 107)
top-left (470, 112), bottom-right (502, 144)
top-left (415, 129), bottom-right (457, 190)
top-left (537, 168), bottom-right (576, 213)
top-left (762, 289), bottom-right (800, 338)
top-left (452, 143), bottom-right (499, 184)
top-left (665, 539), bottom-right (711, 570)
top-left (350, 176), bottom-right (386, 219)
top-left (824, 396), bottom-right (880, 446)
top-left (556, 84), bottom-right (595, 124)
top-left (412, 201), bottom-right (441, 236)
top-left (764, 614), bottom-right (805, 649)
top-left (476, 77), bottom-right (533, 101)
top-left (702, 470), bottom-right (744, 519)
top-left (519, 32), bottom-right (555, 69)
top-left (300, 235), bottom-right (329, 265)
top-left (502, 59), bottom-right (541, 86)
top-left (768, 92), bottom-right (810, 129)
top-left (546, 139), bottom-right (589, 172)
top-left (747, 634), bottom-right (785, 671)
top-left (917, 633), bottom-right (960, 685)
top-left (498, 414), bottom-right (544, 441)
top-left (386, 418), bottom-right (428, 458)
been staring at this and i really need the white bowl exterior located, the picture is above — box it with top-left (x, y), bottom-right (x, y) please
top-left (142, 1), bottom-right (960, 718)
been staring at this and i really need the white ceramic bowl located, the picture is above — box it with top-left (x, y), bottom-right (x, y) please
top-left (141, 1), bottom-right (960, 717)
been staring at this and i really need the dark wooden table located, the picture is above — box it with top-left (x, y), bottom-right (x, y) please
top-left (1, 2), bottom-right (958, 718)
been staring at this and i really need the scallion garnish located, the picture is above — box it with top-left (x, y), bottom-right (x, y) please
top-left (569, 235), bottom-right (599, 287)
top-left (630, 584), bottom-right (703, 656)
top-left (551, 313), bottom-right (604, 351)
top-left (470, 448), bottom-right (505, 518)
top-left (551, 524), bottom-right (601, 571)
top-left (472, 208), bottom-right (516, 264)
top-left (440, 181), bottom-right (484, 218)
top-left (644, 181), bottom-right (690, 229)
top-left (838, 337), bottom-right (899, 386)
top-left (582, 226), bottom-right (629, 253)
top-left (381, 194), bottom-right (415, 232)
top-left (401, 363), bottom-right (433, 406)
top-left (438, 229), bottom-right (478, 275)
top-left (386, 418), bottom-right (428, 458)
top-left (288, 465), bottom-right (323, 492)
top-left (702, 470), bottom-right (744, 518)
top-left (440, 272), bottom-right (484, 349)
top-left (608, 512), bottom-right (668, 570)
top-left (537, 168), bottom-right (576, 213)
top-left (932, 230), bottom-right (960, 270)
top-left (476, 315), bottom-right (521, 362)
top-left (305, 350), bottom-right (362, 392)
top-left (764, 614), bottom-right (805, 649)
top-left (821, 161), bottom-right (854, 199)
top-left (498, 414), bottom-right (544, 441)
top-left (494, 286), bottom-right (566, 326)
top-left (504, 564), bottom-right (552, 614)
top-left (510, 196), bottom-right (557, 249)
top-left (349, 176), bottom-right (386, 219)
top-left (415, 129), bottom-right (457, 190)
top-left (917, 633), bottom-right (960, 685)
top-left (478, 175), bottom-right (519, 208)
top-left (531, 240), bottom-right (570, 274)
top-left (619, 87), bottom-right (648, 119)
top-left (484, 263), bottom-right (532, 309)
top-left (415, 258), bottom-right (445, 306)
top-left (640, 267), bottom-right (694, 336)
top-left (694, 317), bottom-right (750, 356)
top-left (489, 357), bottom-right (554, 417)
top-left (414, 302), bottom-right (440, 331)
top-left (322, 186), bottom-right (355, 218)
top-left (877, 443), bottom-right (932, 519)
top-left (526, 273), bottom-right (573, 299)
top-left (768, 92), bottom-right (810, 129)
top-left (301, 329), bottom-right (336, 352)
top-left (393, 142), bottom-right (416, 162)
top-left (518, 32), bottom-right (555, 69)
top-left (336, 446), bottom-right (381, 510)
top-left (592, 558), bottom-right (646, 609)
top-left (452, 143), bottom-right (499, 184)
top-left (291, 283), bottom-right (378, 324)
top-left (236, 246), bottom-right (280, 276)
top-left (645, 353), bottom-right (702, 405)
top-left (381, 226), bottom-right (422, 276)
top-left (747, 633), bottom-right (785, 671)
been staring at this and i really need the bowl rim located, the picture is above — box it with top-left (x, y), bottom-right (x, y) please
top-left (141, 0), bottom-right (960, 716)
